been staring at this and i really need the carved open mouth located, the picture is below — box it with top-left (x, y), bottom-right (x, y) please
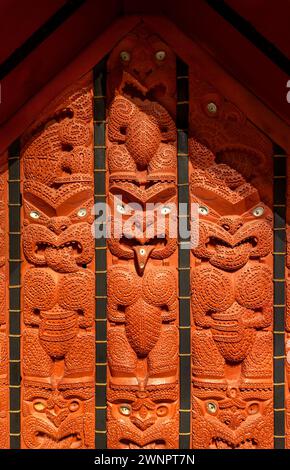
top-left (120, 439), bottom-right (166, 449)
top-left (209, 437), bottom-right (257, 449)
top-left (123, 82), bottom-right (166, 101)
top-left (35, 431), bottom-right (82, 449)
top-left (35, 241), bottom-right (83, 256)
top-left (205, 236), bottom-right (257, 252)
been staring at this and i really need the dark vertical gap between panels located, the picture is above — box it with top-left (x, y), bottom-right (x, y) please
top-left (176, 58), bottom-right (191, 449)
top-left (273, 145), bottom-right (286, 449)
top-left (93, 58), bottom-right (107, 449)
top-left (8, 140), bottom-right (21, 449)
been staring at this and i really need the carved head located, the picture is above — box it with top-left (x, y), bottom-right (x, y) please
top-left (190, 153), bottom-right (272, 270)
top-left (107, 384), bottom-right (178, 449)
top-left (22, 85), bottom-right (93, 186)
top-left (22, 181), bottom-right (94, 272)
top-left (107, 25), bottom-right (176, 114)
top-left (107, 182), bottom-right (177, 274)
top-left (192, 382), bottom-right (273, 449)
top-left (22, 380), bottom-right (94, 449)
top-left (189, 81), bottom-right (273, 203)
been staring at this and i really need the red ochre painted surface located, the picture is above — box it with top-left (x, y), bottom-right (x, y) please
top-left (0, 21), bottom-right (281, 449)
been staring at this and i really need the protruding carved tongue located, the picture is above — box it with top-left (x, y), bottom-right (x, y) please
top-left (133, 246), bottom-right (154, 275)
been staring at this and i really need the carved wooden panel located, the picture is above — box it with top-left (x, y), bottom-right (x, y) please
top-left (0, 161), bottom-right (9, 448)
top-left (20, 76), bottom-right (95, 449)
top-left (0, 23), bottom-right (282, 450)
top-left (106, 26), bottom-right (179, 449)
top-left (189, 73), bottom-right (274, 448)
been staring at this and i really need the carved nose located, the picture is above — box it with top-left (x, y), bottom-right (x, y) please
top-left (219, 216), bottom-right (243, 235)
top-left (133, 67), bottom-right (153, 80)
top-left (48, 217), bottom-right (70, 235)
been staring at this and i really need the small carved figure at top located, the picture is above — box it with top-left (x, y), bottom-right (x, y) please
top-left (22, 83), bottom-right (93, 186)
top-left (107, 25), bottom-right (176, 115)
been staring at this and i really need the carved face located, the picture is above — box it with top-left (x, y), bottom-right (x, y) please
top-left (189, 81), bottom-right (272, 161)
top-left (22, 181), bottom-right (94, 272)
top-left (192, 383), bottom-right (273, 449)
top-left (107, 26), bottom-right (176, 114)
top-left (107, 385), bottom-right (178, 449)
top-left (191, 179), bottom-right (272, 270)
top-left (22, 88), bottom-right (93, 186)
top-left (108, 182), bottom-right (177, 274)
top-left (22, 380), bottom-right (94, 449)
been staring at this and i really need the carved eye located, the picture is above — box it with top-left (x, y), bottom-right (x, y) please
top-left (69, 400), bottom-right (80, 412)
top-left (120, 51), bottom-right (130, 62)
top-left (206, 102), bottom-right (218, 114)
top-left (116, 203), bottom-right (127, 215)
top-left (155, 50), bottom-right (166, 61)
top-left (206, 401), bottom-right (218, 414)
top-left (198, 205), bottom-right (209, 216)
top-left (30, 210), bottom-right (40, 219)
top-left (77, 208), bottom-right (87, 218)
top-left (161, 206), bottom-right (171, 215)
top-left (247, 402), bottom-right (259, 415)
top-left (119, 405), bottom-right (131, 416)
top-left (252, 206), bottom-right (264, 217)
top-left (156, 405), bottom-right (168, 417)
top-left (34, 401), bottom-right (46, 412)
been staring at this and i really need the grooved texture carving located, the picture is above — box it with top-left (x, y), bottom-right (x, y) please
top-left (20, 76), bottom-right (95, 449)
top-left (189, 70), bottom-right (274, 449)
top-left (106, 26), bottom-right (179, 449)
top-left (0, 164), bottom-right (9, 448)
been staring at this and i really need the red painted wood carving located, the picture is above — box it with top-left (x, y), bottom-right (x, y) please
top-left (106, 26), bottom-right (179, 449)
top-left (189, 75), bottom-right (274, 448)
top-left (20, 76), bottom-right (95, 449)
top-left (0, 166), bottom-right (9, 448)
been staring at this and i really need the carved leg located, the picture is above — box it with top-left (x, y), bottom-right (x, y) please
top-left (148, 325), bottom-right (178, 379)
top-left (107, 325), bottom-right (137, 377)
top-left (148, 143), bottom-right (176, 182)
top-left (108, 144), bottom-right (136, 181)
top-left (242, 331), bottom-right (272, 379)
top-left (64, 333), bottom-right (95, 376)
top-left (192, 330), bottom-right (225, 379)
top-left (22, 330), bottom-right (53, 377)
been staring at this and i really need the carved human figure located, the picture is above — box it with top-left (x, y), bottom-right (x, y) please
top-left (106, 27), bottom-right (179, 448)
top-left (22, 86), bottom-right (93, 186)
top-left (107, 25), bottom-right (176, 185)
top-left (190, 140), bottom-right (273, 448)
top-left (22, 268), bottom-right (94, 378)
top-left (21, 78), bottom-right (95, 449)
top-left (107, 265), bottom-right (178, 386)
